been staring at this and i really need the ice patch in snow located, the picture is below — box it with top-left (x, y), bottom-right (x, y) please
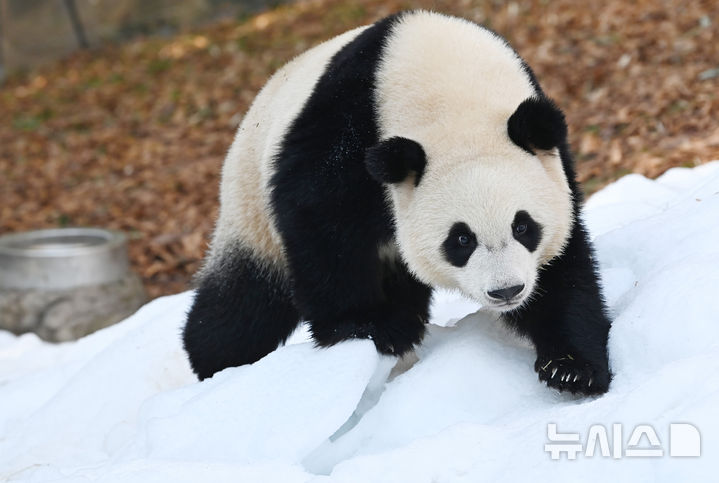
top-left (2, 162), bottom-right (719, 482)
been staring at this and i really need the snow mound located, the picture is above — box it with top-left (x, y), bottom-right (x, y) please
top-left (2, 162), bottom-right (719, 482)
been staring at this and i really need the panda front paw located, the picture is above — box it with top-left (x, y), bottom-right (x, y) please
top-left (535, 352), bottom-right (610, 395)
top-left (310, 307), bottom-right (426, 357)
top-left (369, 311), bottom-right (427, 356)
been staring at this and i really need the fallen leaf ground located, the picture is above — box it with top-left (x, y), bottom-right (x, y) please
top-left (1, 0), bottom-right (717, 298)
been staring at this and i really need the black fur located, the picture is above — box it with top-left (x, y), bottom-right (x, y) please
top-left (512, 210), bottom-right (542, 253)
top-left (183, 248), bottom-right (300, 380)
top-left (507, 97), bottom-right (567, 155)
top-left (269, 13), bottom-right (432, 357)
top-left (442, 222), bottom-right (478, 267)
top-left (365, 137), bottom-right (427, 186)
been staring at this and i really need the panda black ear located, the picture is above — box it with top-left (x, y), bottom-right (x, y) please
top-left (365, 137), bottom-right (427, 186)
top-left (507, 97), bottom-right (568, 155)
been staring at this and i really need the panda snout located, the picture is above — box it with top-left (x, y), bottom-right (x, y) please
top-left (487, 284), bottom-right (525, 302)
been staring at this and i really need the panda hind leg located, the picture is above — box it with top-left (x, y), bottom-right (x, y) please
top-left (182, 247), bottom-right (300, 380)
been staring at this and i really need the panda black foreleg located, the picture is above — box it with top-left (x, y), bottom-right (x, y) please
top-left (505, 220), bottom-right (611, 395)
top-left (292, 242), bottom-right (430, 357)
top-left (380, 258), bottom-right (433, 326)
top-left (272, 205), bottom-right (430, 357)
top-left (182, 247), bottom-right (300, 380)
top-left (366, 258), bottom-right (433, 353)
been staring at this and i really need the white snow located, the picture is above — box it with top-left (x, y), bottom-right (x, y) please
top-left (2, 162), bottom-right (719, 482)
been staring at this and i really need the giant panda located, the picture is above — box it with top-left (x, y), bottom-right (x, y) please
top-left (182, 10), bottom-right (612, 395)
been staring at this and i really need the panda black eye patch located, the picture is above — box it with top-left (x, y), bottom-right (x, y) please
top-left (442, 222), bottom-right (478, 267)
top-left (512, 210), bottom-right (542, 252)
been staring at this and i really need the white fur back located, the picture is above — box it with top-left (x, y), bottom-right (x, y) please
top-left (375, 11), bottom-right (536, 164)
top-left (208, 27), bottom-right (367, 268)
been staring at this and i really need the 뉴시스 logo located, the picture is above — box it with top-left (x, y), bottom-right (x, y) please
top-left (545, 423), bottom-right (701, 460)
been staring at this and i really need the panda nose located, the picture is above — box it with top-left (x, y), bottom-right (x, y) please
top-left (487, 284), bottom-right (525, 301)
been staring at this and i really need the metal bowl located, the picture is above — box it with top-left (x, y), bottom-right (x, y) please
top-left (0, 228), bottom-right (130, 290)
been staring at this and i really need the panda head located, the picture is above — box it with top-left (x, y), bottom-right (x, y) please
top-left (365, 97), bottom-right (574, 312)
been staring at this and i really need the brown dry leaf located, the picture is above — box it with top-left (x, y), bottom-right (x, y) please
top-left (609, 140), bottom-right (623, 165)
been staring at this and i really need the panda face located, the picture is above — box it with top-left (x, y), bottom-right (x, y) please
top-left (388, 156), bottom-right (573, 312)
top-left (439, 211), bottom-right (541, 311)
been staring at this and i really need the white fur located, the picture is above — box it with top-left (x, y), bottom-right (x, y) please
top-left (375, 12), bottom-right (573, 309)
top-left (207, 26), bottom-right (367, 269)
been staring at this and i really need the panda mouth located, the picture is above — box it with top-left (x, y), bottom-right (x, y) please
top-left (486, 298), bottom-right (525, 312)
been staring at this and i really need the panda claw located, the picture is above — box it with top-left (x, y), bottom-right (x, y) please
top-left (535, 351), bottom-right (609, 396)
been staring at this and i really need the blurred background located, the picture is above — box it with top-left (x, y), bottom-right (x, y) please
top-left (1, 0), bottom-right (718, 300)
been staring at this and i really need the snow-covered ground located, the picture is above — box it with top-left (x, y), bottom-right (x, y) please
top-left (2, 162), bottom-right (719, 482)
